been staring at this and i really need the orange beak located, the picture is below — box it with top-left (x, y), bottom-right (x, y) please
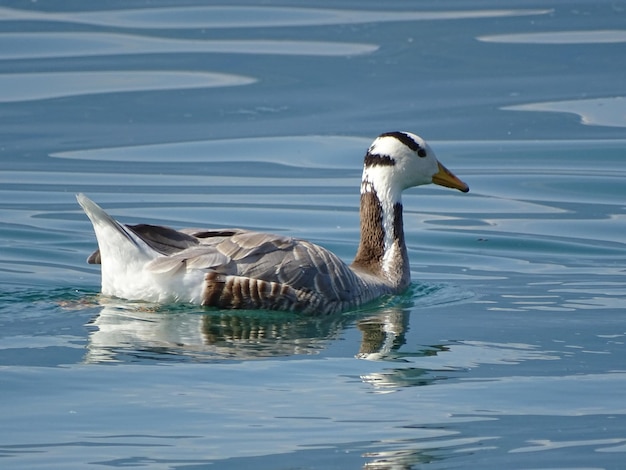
top-left (432, 162), bottom-right (469, 193)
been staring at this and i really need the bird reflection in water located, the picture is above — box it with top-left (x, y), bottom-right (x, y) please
top-left (85, 299), bottom-right (348, 362)
top-left (84, 295), bottom-right (447, 371)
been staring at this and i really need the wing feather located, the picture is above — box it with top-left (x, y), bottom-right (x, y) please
top-left (104, 223), bottom-right (362, 303)
top-left (127, 223), bottom-right (199, 254)
top-left (146, 246), bottom-right (231, 274)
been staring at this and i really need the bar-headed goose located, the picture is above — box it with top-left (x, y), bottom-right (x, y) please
top-left (78, 131), bottom-right (468, 314)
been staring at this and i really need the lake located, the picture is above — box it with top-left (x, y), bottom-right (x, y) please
top-left (1, 1), bottom-right (625, 469)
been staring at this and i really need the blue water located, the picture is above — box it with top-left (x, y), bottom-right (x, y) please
top-left (1, 2), bottom-right (626, 469)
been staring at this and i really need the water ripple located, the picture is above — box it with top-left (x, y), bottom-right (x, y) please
top-left (0, 32), bottom-right (377, 60)
top-left (503, 96), bottom-right (626, 128)
top-left (0, 6), bottom-right (552, 29)
top-left (479, 30), bottom-right (626, 44)
top-left (50, 136), bottom-right (368, 167)
top-left (0, 71), bottom-right (255, 103)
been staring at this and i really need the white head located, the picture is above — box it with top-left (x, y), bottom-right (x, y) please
top-left (362, 131), bottom-right (469, 200)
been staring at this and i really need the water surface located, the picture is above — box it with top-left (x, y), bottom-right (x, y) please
top-left (1, 1), bottom-right (625, 469)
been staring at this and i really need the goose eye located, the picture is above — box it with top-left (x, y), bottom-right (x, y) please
top-left (417, 148), bottom-right (427, 158)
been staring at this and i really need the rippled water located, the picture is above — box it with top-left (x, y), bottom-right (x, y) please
top-left (1, 2), bottom-right (625, 469)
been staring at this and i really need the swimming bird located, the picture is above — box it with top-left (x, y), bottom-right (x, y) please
top-left (77, 131), bottom-right (469, 314)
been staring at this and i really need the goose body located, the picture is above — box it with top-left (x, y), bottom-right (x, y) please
top-left (78, 131), bottom-right (469, 314)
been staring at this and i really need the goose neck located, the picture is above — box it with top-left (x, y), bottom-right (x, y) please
top-left (352, 180), bottom-right (410, 289)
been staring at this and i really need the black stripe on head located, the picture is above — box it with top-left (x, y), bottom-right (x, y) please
top-left (364, 152), bottom-right (395, 167)
top-left (379, 131), bottom-right (427, 157)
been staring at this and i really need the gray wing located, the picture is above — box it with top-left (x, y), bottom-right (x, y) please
top-left (216, 231), bottom-right (360, 302)
top-left (142, 228), bottom-right (361, 303)
top-left (87, 221), bottom-right (362, 304)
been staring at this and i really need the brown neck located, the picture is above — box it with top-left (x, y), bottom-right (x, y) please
top-left (351, 188), bottom-right (410, 289)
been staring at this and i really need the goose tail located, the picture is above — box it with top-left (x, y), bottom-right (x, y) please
top-left (76, 193), bottom-right (156, 266)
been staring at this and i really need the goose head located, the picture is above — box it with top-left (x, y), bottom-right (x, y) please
top-left (362, 131), bottom-right (469, 199)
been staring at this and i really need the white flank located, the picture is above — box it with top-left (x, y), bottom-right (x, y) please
top-left (76, 194), bottom-right (204, 303)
